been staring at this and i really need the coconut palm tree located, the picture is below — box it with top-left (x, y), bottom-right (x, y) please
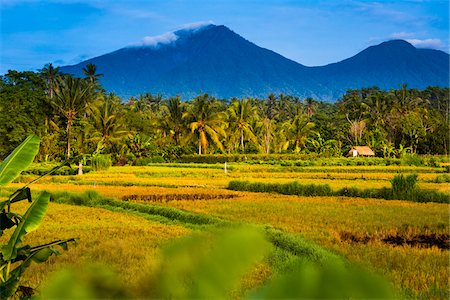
top-left (82, 63), bottom-right (103, 83)
top-left (227, 98), bottom-right (259, 153)
top-left (304, 97), bottom-right (317, 118)
top-left (256, 117), bottom-right (275, 154)
top-left (184, 94), bottom-right (226, 154)
top-left (361, 90), bottom-right (391, 126)
top-left (52, 74), bottom-right (97, 159)
top-left (159, 96), bottom-right (186, 145)
top-left (40, 63), bottom-right (60, 99)
top-left (283, 107), bottom-right (315, 153)
top-left (90, 93), bottom-right (128, 149)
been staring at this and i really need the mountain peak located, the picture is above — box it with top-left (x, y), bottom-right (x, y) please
top-left (130, 22), bottom-right (217, 48)
top-left (378, 39), bottom-right (416, 50)
top-left (60, 24), bottom-right (449, 101)
top-left (174, 21), bottom-right (216, 35)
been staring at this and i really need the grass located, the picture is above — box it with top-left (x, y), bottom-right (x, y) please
top-left (157, 193), bottom-right (449, 299)
top-left (4, 161), bottom-right (449, 299)
top-left (5, 189), bottom-right (376, 298)
top-left (0, 201), bottom-right (189, 297)
top-left (42, 190), bottom-right (398, 298)
top-left (227, 178), bottom-right (449, 203)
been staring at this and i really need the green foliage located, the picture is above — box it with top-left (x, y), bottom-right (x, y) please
top-left (151, 228), bottom-right (271, 299)
top-left (228, 180), bottom-right (333, 197)
top-left (38, 227), bottom-right (393, 299)
top-left (21, 162), bottom-right (89, 176)
top-left (90, 154), bottom-right (112, 171)
top-left (251, 257), bottom-right (394, 299)
top-left (265, 228), bottom-right (341, 265)
top-left (228, 177), bottom-right (449, 203)
top-left (49, 190), bottom-right (226, 228)
top-left (0, 136), bottom-right (76, 299)
top-left (434, 173), bottom-right (450, 183)
top-left (391, 173), bottom-right (418, 199)
top-left (41, 265), bottom-right (126, 299)
top-left (0, 71), bottom-right (50, 159)
top-left (178, 154), bottom-right (445, 167)
top-left (0, 135), bottom-right (40, 185)
top-left (1, 69), bottom-right (449, 162)
top-left (1, 192), bottom-right (50, 261)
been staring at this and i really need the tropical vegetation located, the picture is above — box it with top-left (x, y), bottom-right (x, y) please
top-left (1, 65), bottom-right (448, 165)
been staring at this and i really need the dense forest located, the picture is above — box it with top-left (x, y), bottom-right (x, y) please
top-left (1, 63), bottom-right (448, 165)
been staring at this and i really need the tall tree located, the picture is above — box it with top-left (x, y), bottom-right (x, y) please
top-left (0, 71), bottom-right (50, 158)
top-left (159, 96), bottom-right (186, 145)
top-left (90, 93), bottom-right (128, 150)
top-left (304, 97), bottom-right (317, 118)
top-left (82, 63), bottom-right (104, 83)
top-left (283, 106), bottom-right (315, 153)
top-left (40, 63), bottom-right (60, 99)
top-left (184, 94), bottom-right (226, 154)
top-left (257, 117), bottom-right (275, 154)
top-left (52, 75), bottom-right (97, 159)
top-left (227, 98), bottom-right (259, 153)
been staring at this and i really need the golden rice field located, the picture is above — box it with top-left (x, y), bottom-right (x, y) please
top-left (4, 162), bottom-right (450, 299)
top-left (0, 201), bottom-right (189, 297)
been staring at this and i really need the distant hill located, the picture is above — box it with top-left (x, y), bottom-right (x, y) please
top-left (60, 24), bottom-right (449, 101)
top-left (312, 40), bottom-right (450, 99)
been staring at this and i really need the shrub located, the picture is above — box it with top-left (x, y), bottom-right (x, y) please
top-left (391, 173), bottom-right (418, 200)
top-left (228, 181), bottom-right (333, 197)
top-left (229, 176), bottom-right (448, 204)
top-left (90, 154), bottom-right (112, 171)
top-left (413, 189), bottom-right (449, 203)
top-left (434, 174), bottom-right (450, 183)
top-left (401, 154), bottom-right (423, 166)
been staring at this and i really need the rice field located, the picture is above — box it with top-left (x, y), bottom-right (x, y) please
top-left (0, 201), bottom-right (189, 297)
top-left (4, 161), bottom-right (450, 299)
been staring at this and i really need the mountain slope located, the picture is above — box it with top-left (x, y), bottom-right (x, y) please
top-left (60, 25), bottom-right (449, 101)
top-left (311, 40), bottom-right (449, 99)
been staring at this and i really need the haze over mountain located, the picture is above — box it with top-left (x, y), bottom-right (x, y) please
top-left (60, 24), bottom-right (449, 101)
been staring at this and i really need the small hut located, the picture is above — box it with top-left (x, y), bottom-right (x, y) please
top-left (347, 146), bottom-right (375, 157)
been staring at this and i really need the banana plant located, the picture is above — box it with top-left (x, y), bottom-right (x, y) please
top-left (0, 135), bottom-right (76, 299)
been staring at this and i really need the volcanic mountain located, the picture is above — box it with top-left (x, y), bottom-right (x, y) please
top-left (60, 24), bottom-right (449, 101)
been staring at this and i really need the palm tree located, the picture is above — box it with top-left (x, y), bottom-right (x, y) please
top-left (90, 94), bottom-right (128, 149)
top-left (256, 117), bottom-right (275, 154)
top-left (304, 98), bottom-right (317, 117)
top-left (283, 107), bottom-right (315, 153)
top-left (82, 63), bottom-right (103, 83)
top-left (159, 96), bottom-right (186, 145)
top-left (184, 94), bottom-right (226, 154)
top-left (390, 84), bottom-right (425, 115)
top-left (227, 98), bottom-right (259, 153)
top-left (308, 133), bottom-right (339, 156)
top-left (361, 91), bottom-right (390, 126)
top-left (52, 75), bottom-right (97, 159)
top-left (40, 63), bottom-right (60, 99)
top-left (265, 93), bottom-right (279, 120)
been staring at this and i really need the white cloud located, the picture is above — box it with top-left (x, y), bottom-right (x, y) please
top-left (130, 21), bottom-right (215, 48)
top-left (140, 31), bottom-right (178, 47)
top-left (406, 38), bottom-right (444, 49)
top-left (352, 2), bottom-right (413, 23)
top-left (390, 32), bottom-right (416, 39)
top-left (176, 21), bottom-right (215, 32)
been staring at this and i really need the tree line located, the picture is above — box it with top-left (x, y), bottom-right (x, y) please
top-left (0, 63), bottom-right (448, 164)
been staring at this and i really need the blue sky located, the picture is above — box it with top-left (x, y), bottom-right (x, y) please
top-left (1, 0), bottom-right (448, 74)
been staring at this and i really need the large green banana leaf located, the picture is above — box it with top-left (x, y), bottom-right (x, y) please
top-left (0, 135), bottom-right (40, 186)
top-left (1, 191), bottom-right (50, 261)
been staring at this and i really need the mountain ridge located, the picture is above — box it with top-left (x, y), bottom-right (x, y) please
top-left (60, 24), bottom-right (449, 101)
